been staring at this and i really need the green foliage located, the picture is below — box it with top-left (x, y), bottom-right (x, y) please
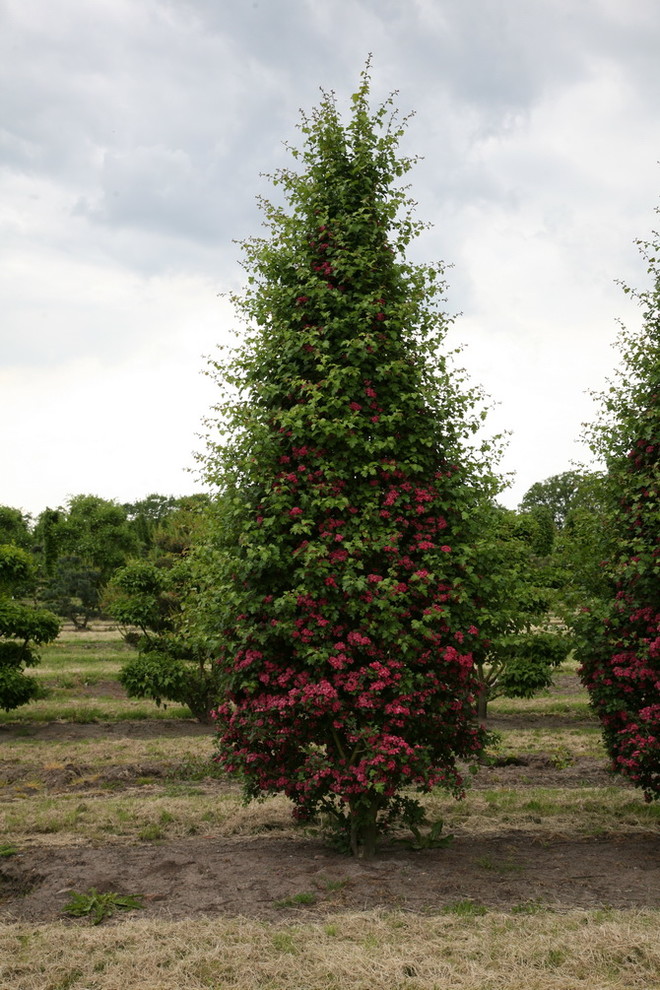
top-left (106, 560), bottom-right (170, 633)
top-left (33, 508), bottom-right (62, 578)
top-left (273, 891), bottom-right (317, 908)
top-left (123, 493), bottom-right (181, 552)
top-left (0, 506), bottom-right (32, 549)
top-left (550, 471), bottom-right (613, 613)
top-left (519, 471), bottom-right (588, 529)
top-left (470, 505), bottom-right (571, 720)
top-left (194, 66), bottom-right (501, 856)
top-left (400, 817), bottom-right (452, 851)
top-left (578, 217), bottom-right (660, 799)
top-left (33, 496), bottom-right (139, 626)
top-left (43, 557), bottom-right (104, 629)
top-left (0, 542), bottom-right (34, 592)
top-left (442, 900), bottom-right (488, 917)
top-left (512, 505), bottom-right (555, 557)
top-left (0, 599), bottom-right (61, 645)
top-left (62, 495), bottom-right (139, 580)
top-left (118, 644), bottom-right (221, 723)
top-left (0, 545), bottom-right (60, 712)
top-left (62, 888), bottom-right (144, 925)
top-left (107, 500), bottom-right (221, 722)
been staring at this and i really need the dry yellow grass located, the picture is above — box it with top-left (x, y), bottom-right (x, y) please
top-left (0, 791), bottom-right (296, 846)
top-left (56, 623), bottom-right (124, 641)
top-left (0, 696), bottom-right (191, 722)
top-left (1, 910), bottom-right (659, 990)
top-left (0, 733), bottom-right (213, 768)
top-left (0, 725), bottom-right (603, 771)
top-left (494, 727), bottom-right (605, 759)
top-left (427, 785), bottom-right (659, 837)
top-left (2, 786), bottom-right (657, 848)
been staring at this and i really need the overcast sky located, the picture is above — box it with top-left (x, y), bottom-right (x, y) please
top-left (2, 0), bottom-right (658, 518)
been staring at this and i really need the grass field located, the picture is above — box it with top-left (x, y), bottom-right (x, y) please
top-left (0, 625), bottom-right (658, 990)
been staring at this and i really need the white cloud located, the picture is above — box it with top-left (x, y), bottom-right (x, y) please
top-left (1, 276), bottom-right (236, 515)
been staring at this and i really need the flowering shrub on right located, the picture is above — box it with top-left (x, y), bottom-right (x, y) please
top-left (579, 219), bottom-right (660, 800)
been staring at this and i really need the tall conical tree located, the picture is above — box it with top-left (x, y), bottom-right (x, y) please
top-left (579, 216), bottom-right (660, 800)
top-left (198, 68), bottom-right (499, 856)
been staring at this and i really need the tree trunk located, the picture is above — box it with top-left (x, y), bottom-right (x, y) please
top-left (477, 684), bottom-right (488, 725)
top-left (349, 796), bottom-right (379, 858)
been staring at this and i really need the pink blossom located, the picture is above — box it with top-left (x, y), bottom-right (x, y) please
top-left (347, 631), bottom-right (372, 646)
top-left (414, 488), bottom-right (433, 503)
top-left (289, 507), bottom-right (303, 516)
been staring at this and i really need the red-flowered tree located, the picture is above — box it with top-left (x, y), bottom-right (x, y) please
top-left (196, 69), bottom-right (500, 856)
top-left (578, 217), bottom-right (660, 800)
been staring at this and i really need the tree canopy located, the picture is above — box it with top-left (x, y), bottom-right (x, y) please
top-left (578, 217), bottom-right (660, 800)
top-left (0, 544), bottom-right (60, 712)
top-left (194, 68), bottom-right (501, 856)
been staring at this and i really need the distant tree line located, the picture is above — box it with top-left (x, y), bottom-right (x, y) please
top-left (0, 476), bottom-right (588, 726)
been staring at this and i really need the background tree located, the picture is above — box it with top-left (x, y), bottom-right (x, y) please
top-left (519, 470), bottom-right (587, 529)
top-left (578, 218), bottom-right (660, 800)
top-left (34, 496), bottom-right (138, 627)
top-left (106, 496), bottom-right (220, 721)
top-left (0, 506), bottom-right (32, 549)
top-left (123, 493), bottom-right (181, 555)
top-left (549, 471), bottom-right (613, 616)
top-left (471, 504), bottom-right (571, 722)
top-left (0, 545), bottom-right (60, 711)
top-left (194, 69), bottom-right (501, 857)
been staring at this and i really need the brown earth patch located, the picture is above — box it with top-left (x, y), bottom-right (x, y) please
top-left (0, 718), bottom-right (657, 924)
top-left (1, 832), bottom-right (658, 924)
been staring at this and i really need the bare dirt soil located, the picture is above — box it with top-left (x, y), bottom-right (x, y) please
top-left (1, 717), bottom-right (658, 923)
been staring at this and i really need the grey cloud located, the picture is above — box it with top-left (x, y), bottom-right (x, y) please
top-left (2, 0), bottom-right (659, 298)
